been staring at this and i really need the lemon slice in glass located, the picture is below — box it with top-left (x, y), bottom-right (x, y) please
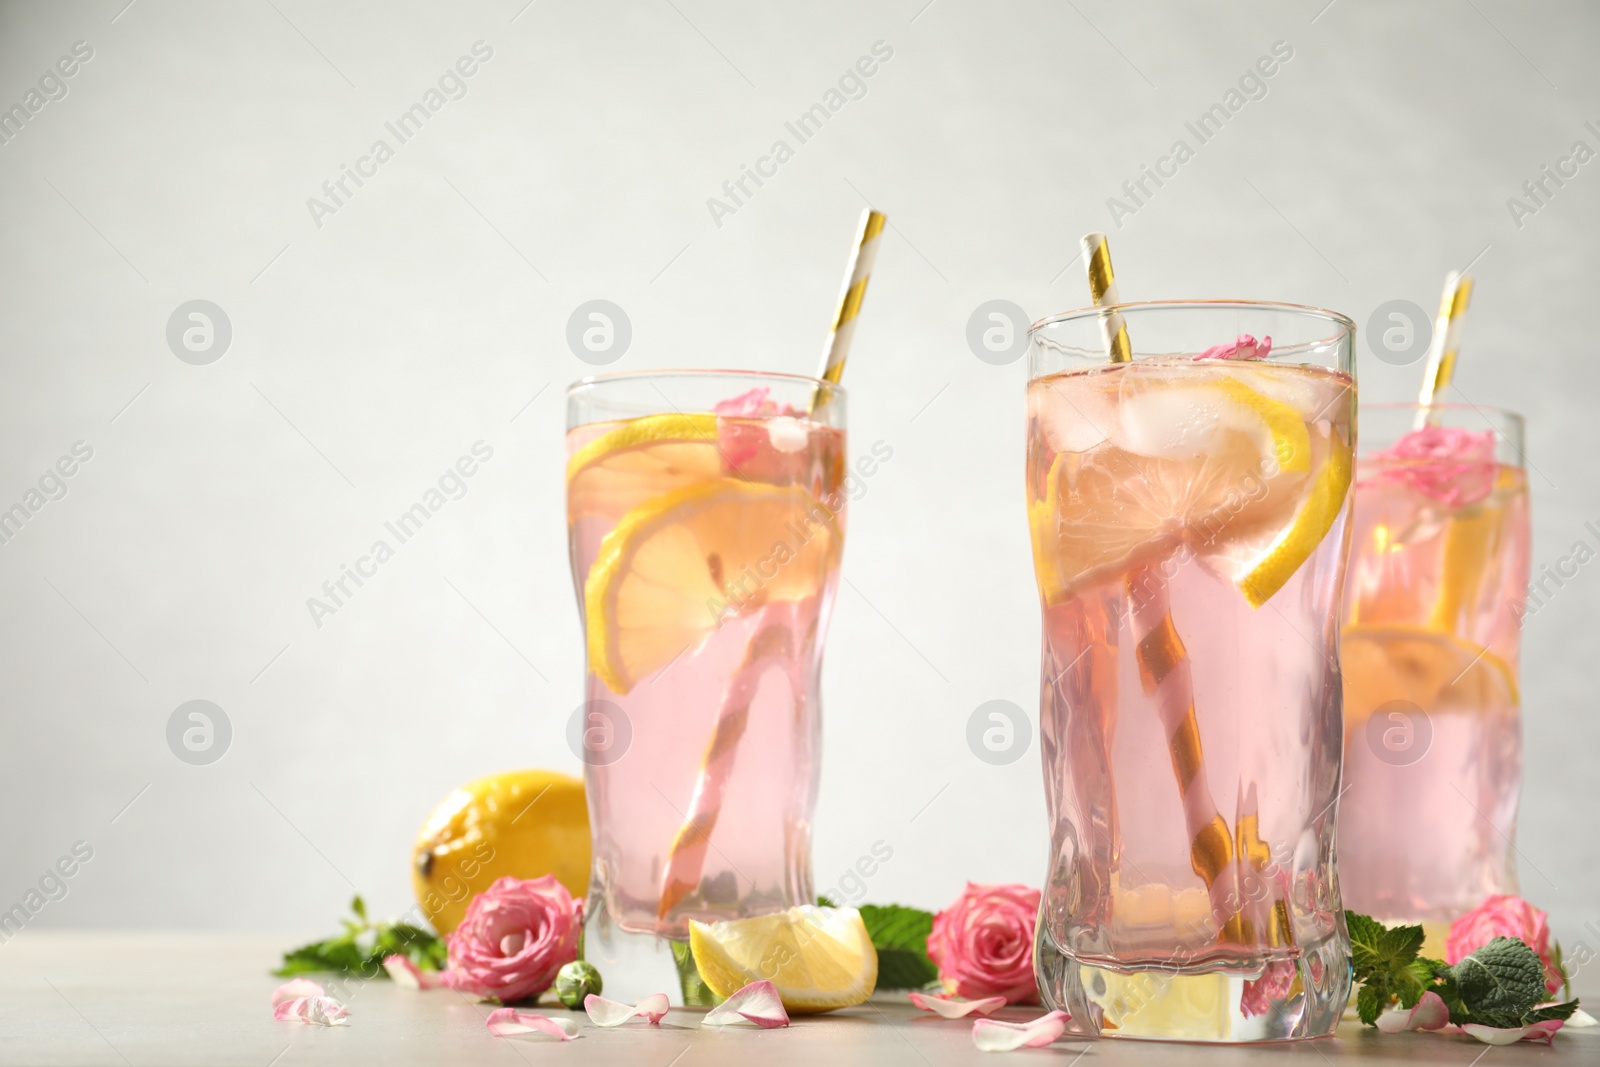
top-left (1033, 375), bottom-right (1320, 604)
top-left (1341, 623), bottom-right (1519, 723)
top-left (583, 479), bottom-right (840, 694)
top-left (1235, 430), bottom-right (1352, 607)
top-left (689, 905), bottom-right (877, 1014)
top-left (566, 413), bottom-right (724, 522)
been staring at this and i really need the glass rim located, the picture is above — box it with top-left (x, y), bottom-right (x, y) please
top-left (1360, 401), bottom-right (1524, 428)
top-left (566, 367), bottom-right (844, 399)
top-left (1028, 298), bottom-right (1358, 336)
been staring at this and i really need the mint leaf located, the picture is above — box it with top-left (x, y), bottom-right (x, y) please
top-left (1431, 970), bottom-right (1470, 1026)
top-left (1396, 957), bottom-right (1435, 1008)
top-left (276, 899), bottom-right (445, 978)
top-left (1347, 912), bottom-right (1422, 979)
top-left (1355, 982), bottom-right (1387, 1026)
top-left (858, 904), bottom-right (938, 990)
top-left (1346, 910), bottom-right (1430, 1023)
top-left (1524, 1000), bottom-right (1579, 1024)
top-left (1346, 911), bottom-right (1389, 979)
top-left (1451, 937), bottom-right (1546, 1024)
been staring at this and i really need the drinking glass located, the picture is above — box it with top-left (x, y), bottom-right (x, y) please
top-left (566, 370), bottom-right (846, 1002)
top-left (1337, 404), bottom-right (1529, 945)
top-left (1027, 302), bottom-right (1356, 1041)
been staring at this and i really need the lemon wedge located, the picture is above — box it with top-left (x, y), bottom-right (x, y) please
top-left (689, 905), bottom-right (877, 1013)
top-left (583, 479), bottom-right (839, 694)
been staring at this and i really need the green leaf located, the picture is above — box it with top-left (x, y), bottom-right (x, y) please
top-left (1356, 982), bottom-right (1386, 1026)
top-left (1433, 976), bottom-right (1471, 1026)
top-left (1346, 910), bottom-right (1431, 1026)
top-left (1524, 1000), bottom-right (1580, 1024)
top-left (857, 904), bottom-right (938, 991)
top-left (274, 898), bottom-right (445, 978)
top-left (1395, 959), bottom-right (1434, 1009)
top-left (351, 895), bottom-right (367, 922)
top-left (1347, 912), bottom-right (1422, 981)
top-left (1451, 937), bottom-right (1547, 1023)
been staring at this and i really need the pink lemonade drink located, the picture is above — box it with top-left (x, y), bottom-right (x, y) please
top-left (1027, 303), bottom-right (1356, 1042)
top-left (1338, 406), bottom-right (1530, 938)
top-left (566, 371), bottom-right (845, 1002)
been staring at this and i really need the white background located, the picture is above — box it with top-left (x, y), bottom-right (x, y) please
top-left (1, 0), bottom-right (1595, 957)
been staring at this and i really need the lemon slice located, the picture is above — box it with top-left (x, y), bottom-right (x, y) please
top-left (1031, 376), bottom-right (1315, 604)
top-left (567, 413), bottom-right (724, 521)
top-left (1341, 623), bottom-right (1519, 724)
top-left (1236, 430), bottom-right (1352, 607)
top-left (1215, 379), bottom-right (1310, 475)
top-left (689, 905), bottom-right (877, 1013)
top-left (584, 479), bottom-right (840, 694)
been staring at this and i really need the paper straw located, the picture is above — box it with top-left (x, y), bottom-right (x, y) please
top-left (656, 605), bottom-right (807, 921)
top-left (817, 208), bottom-right (886, 386)
top-left (1080, 234), bottom-right (1245, 942)
top-left (1415, 271), bottom-right (1473, 428)
top-left (1082, 232), bottom-right (1132, 363)
top-left (658, 212), bottom-right (885, 922)
top-left (1124, 565), bottom-right (1246, 941)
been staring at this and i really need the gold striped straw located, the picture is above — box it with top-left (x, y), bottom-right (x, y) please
top-left (1082, 232), bottom-right (1132, 363)
top-left (657, 210), bottom-right (885, 920)
top-left (1081, 234), bottom-right (1248, 943)
top-left (1415, 271), bottom-right (1473, 428)
top-left (817, 208), bottom-right (887, 386)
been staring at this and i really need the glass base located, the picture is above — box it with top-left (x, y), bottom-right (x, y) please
top-left (583, 896), bottom-right (716, 1007)
top-left (1036, 937), bottom-right (1350, 1042)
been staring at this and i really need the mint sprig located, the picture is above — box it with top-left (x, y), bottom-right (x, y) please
top-left (1347, 911), bottom-right (1579, 1031)
top-left (1347, 912), bottom-right (1431, 1022)
top-left (275, 895), bottom-right (447, 978)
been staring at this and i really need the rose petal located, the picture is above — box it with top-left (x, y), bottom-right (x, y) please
top-left (484, 1008), bottom-right (581, 1040)
top-left (1195, 334), bottom-right (1271, 361)
top-left (702, 980), bottom-right (790, 1029)
top-left (270, 978), bottom-right (326, 1006)
top-left (972, 1010), bottom-right (1069, 1051)
top-left (1375, 990), bottom-right (1451, 1033)
top-left (585, 993), bottom-right (670, 1027)
top-left (1461, 1020), bottom-right (1563, 1046)
top-left (273, 995), bottom-right (349, 1026)
top-left (382, 954), bottom-right (441, 990)
top-left (908, 992), bottom-right (1008, 1018)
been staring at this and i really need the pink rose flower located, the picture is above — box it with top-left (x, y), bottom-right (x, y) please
top-left (927, 882), bottom-right (1041, 1004)
top-left (442, 875), bottom-right (582, 1004)
top-left (1367, 426), bottom-right (1498, 508)
top-left (1447, 894), bottom-right (1562, 996)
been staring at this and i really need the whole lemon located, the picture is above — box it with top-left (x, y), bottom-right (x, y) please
top-left (411, 769), bottom-right (590, 935)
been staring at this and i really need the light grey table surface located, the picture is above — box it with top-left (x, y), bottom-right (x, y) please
top-left (1, 934), bottom-right (1594, 1066)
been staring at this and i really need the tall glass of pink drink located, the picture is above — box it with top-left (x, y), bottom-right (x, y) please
top-left (566, 371), bottom-right (846, 1002)
top-left (1338, 404), bottom-right (1529, 944)
top-left (1027, 302), bottom-right (1357, 1041)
